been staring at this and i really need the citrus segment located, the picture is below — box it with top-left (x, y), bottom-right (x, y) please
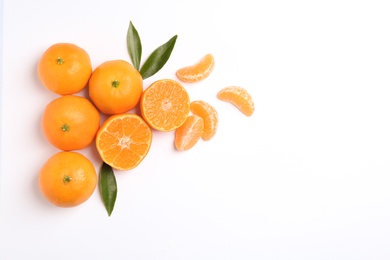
top-left (96, 113), bottom-right (152, 171)
top-left (217, 86), bottom-right (255, 116)
top-left (89, 60), bottom-right (143, 115)
top-left (140, 79), bottom-right (190, 131)
top-left (38, 43), bottom-right (92, 95)
top-left (175, 115), bottom-right (204, 151)
top-left (190, 100), bottom-right (218, 141)
top-left (39, 151), bottom-right (97, 207)
top-left (41, 95), bottom-right (100, 151)
top-left (176, 54), bottom-right (215, 83)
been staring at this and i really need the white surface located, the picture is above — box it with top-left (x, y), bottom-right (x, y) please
top-left (1, 0), bottom-right (390, 259)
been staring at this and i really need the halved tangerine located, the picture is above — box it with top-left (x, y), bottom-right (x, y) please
top-left (217, 86), bottom-right (255, 116)
top-left (140, 79), bottom-right (190, 131)
top-left (96, 113), bottom-right (152, 171)
top-left (175, 115), bottom-right (204, 151)
top-left (176, 54), bottom-right (215, 83)
top-left (190, 100), bottom-right (218, 141)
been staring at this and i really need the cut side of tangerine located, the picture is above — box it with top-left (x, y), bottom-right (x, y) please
top-left (175, 115), bottom-right (204, 151)
top-left (176, 54), bottom-right (215, 83)
top-left (190, 100), bottom-right (218, 141)
top-left (217, 86), bottom-right (255, 116)
top-left (96, 113), bottom-right (152, 171)
top-left (140, 79), bottom-right (190, 131)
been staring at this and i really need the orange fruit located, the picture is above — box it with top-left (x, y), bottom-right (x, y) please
top-left (39, 151), bottom-right (97, 207)
top-left (190, 100), bottom-right (218, 141)
top-left (41, 95), bottom-right (100, 151)
top-left (217, 86), bottom-right (255, 116)
top-left (96, 113), bottom-right (152, 171)
top-left (89, 60), bottom-right (143, 115)
top-left (37, 43), bottom-right (92, 95)
top-left (175, 115), bottom-right (204, 151)
top-left (176, 54), bottom-right (215, 83)
top-left (140, 79), bottom-right (190, 131)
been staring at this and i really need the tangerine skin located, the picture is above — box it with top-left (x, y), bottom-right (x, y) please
top-left (96, 113), bottom-right (153, 171)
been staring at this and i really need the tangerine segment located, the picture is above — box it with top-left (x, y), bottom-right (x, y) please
top-left (175, 115), bottom-right (204, 151)
top-left (217, 86), bottom-right (255, 116)
top-left (140, 79), bottom-right (190, 131)
top-left (96, 114), bottom-right (152, 171)
top-left (176, 54), bottom-right (215, 83)
top-left (190, 100), bottom-right (218, 141)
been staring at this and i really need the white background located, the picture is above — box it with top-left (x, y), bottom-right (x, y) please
top-left (1, 0), bottom-right (390, 259)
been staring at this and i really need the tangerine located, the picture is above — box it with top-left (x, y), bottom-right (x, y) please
top-left (37, 43), bottom-right (92, 95)
top-left (39, 151), bottom-right (97, 207)
top-left (140, 79), bottom-right (190, 131)
top-left (176, 54), bottom-right (215, 83)
top-left (96, 113), bottom-right (152, 171)
top-left (89, 60), bottom-right (143, 115)
top-left (41, 95), bottom-right (100, 151)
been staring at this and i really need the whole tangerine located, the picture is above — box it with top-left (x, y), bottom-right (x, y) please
top-left (38, 43), bottom-right (92, 95)
top-left (39, 151), bottom-right (97, 207)
top-left (41, 95), bottom-right (100, 151)
top-left (89, 60), bottom-right (143, 115)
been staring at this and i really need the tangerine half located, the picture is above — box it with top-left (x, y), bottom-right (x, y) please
top-left (140, 79), bottom-right (190, 131)
top-left (96, 113), bottom-right (152, 171)
top-left (89, 60), bottom-right (143, 115)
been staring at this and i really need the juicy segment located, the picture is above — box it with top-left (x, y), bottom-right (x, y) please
top-left (96, 114), bottom-right (152, 171)
top-left (176, 54), bottom-right (215, 83)
top-left (190, 100), bottom-right (218, 141)
top-left (175, 115), bottom-right (204, 151)
top-left (217, 86), bottom-right (255, 116)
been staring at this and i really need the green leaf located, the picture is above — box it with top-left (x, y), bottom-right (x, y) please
top-left (127, 21), bottom-right (142, 70)
top-left (140, 35), bottom-right (178, 79)
top-left (99, 162), bottom-right (117, 216)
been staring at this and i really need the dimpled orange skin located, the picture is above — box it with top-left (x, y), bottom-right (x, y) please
top-left (37, 43), bottom-right (92, 95)
top-left (39, 151), bottom-right (97, 207)
top-left (41, 95), bottom-right (100, 151)
top-left (89, 60), bottom-right (143, 115)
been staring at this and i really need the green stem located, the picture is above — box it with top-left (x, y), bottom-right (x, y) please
top-left (57, 57), bottom-right (64, 65)
top-left (112, 80), bottom-right (120, 88)
top-left (63, 175), bottom-right (72, 184)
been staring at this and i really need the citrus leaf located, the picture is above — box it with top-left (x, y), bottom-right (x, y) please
top-left (99, 162), bottom-right (117, 216)
top-left (127, 21), bottom-right (142, 70)
top-left (140, 35), bottom-right (178, 79)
